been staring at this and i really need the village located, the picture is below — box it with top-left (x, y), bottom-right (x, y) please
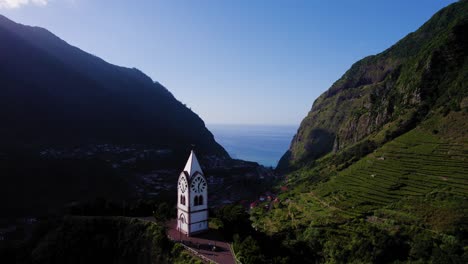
top-left (38, 144), bottom-right (173, 164)
top-left (34, 144), bottom-right (281, 209)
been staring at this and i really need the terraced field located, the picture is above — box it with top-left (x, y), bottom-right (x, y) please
top-left (317, 128), bottom-right (467, 217)
top-left (253, 121), bottom-right (468, 233)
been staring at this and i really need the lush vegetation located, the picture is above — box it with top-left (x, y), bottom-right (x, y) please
top-left (67, 198), bottom-right (175, 220)
top-left (212, 205), bottom-right (289, 263)
top-left (250, 1), bottom-right (468, 263)
top-left (234, 113), bottom-right (468, 263)
top-left (0, 157), bottom-right (132, 217)
top-left (0, 216), bottom-right (204, 264)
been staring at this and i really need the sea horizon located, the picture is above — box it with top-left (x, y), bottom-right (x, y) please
top-left (207, 123), bottom-right (298, 168)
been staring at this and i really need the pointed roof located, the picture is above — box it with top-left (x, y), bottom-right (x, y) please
top-left (183, 150), bottom-right (203, 178)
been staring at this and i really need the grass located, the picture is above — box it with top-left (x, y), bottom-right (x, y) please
top-left (317, 126), bottom-right (467, 215)
top-left (254, 112), bottom-right (468, 235)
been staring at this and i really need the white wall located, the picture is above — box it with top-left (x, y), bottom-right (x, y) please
top-left (190, 220), bottom-right (208, 233)
top-left (190, 210), bottom-right (208, 223)
top-left (177, 173), bottom-right (209, 235)
top-left (177, 173), bottom-right (189, 212)
top-left (177, 173), bottom-right (190, 234)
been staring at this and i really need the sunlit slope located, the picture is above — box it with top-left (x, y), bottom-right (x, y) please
top-left (253, 112), bottom-right (467, 234)
top-left (278, 0), bottom-right (468, 171)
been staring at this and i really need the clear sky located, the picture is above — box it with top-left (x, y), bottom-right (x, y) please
top-left (0, 0), bottom-right (458, 125)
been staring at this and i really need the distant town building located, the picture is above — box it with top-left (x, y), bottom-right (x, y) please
top-left (250, 201), bottom-right (259, 209)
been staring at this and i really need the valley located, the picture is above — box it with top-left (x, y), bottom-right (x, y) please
top-left (0, 1), bottom-right (467, 263)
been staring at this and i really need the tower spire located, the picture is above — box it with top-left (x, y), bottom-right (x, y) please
top-left (183, 149), bottom-right (203, 178)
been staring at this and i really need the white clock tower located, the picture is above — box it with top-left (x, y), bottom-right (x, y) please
top-left (177, 150), bottom-right (209, 236)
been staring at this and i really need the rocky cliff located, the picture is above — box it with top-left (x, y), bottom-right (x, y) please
top-left (278, 0), bottom-right (468, 170)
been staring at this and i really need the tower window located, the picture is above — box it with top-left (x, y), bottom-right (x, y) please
top-left (194, 196), bottom-right (199, 206)
top-left (180, 195), bottom-right (186, 205)
top-left (199, 195), bottom-right (203, 205)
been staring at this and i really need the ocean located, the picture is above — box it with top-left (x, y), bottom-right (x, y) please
top-left (208, 124), bottom-right (298, 168)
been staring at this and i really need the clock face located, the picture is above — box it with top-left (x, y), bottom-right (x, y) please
top-left (178, 176), bottom-right (188, 193)
top-left (190, 176), bottom-right (207, 194)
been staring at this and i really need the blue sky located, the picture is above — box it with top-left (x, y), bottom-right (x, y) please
top-left (0, 0), bottom-right (458, 125)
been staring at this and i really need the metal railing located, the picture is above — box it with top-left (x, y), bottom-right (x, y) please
top-left (179, 242), bottom-right (217, 264)
top-left (168, 234), bottom-right (218, 264)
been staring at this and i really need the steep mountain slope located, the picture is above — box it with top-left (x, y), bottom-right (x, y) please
top-left (252, 111), bottom-right (467, 262)
top-left (278, 0), bottom-right (467, 170)
top-left (0, 14), bottom-right (227, 157)
top-left (251, 1), bottom-right (468, 263)
top-left (0, 15), bottom-right (231, 216)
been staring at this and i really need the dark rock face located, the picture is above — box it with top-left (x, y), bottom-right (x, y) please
top-left (278, 1), bottom-right (468, 170)
top-left (0, 15), bottom-right (228, 158)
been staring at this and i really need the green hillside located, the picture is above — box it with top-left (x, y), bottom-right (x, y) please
top-left (254, 111), bottom-right (467, 231)
top-left (251, 113), bottom-right (467, 262)
top-left (250, 1), bottom-right (468, 263)
top-left (278, 0), bottom-right (468, 171)
top-left (1, 216), bottom-right (202, 264)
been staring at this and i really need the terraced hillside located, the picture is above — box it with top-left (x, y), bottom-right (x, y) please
top-left (251, 113), bottom-right (467, 262)
top-left (249, 2), bottom-right (468, 261)
top-left (254, 111), bottom-right (468, 229)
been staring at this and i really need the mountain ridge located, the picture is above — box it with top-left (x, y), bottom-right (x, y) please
top-left (0, 14), bottom-right (228, 157)
top-left (0, 14), bottom-right (232, 216)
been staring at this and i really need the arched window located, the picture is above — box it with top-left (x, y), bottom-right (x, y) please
top-left (180, 195), bottom-right (186, 205)
top-left (194, 196), bottom-right (199, 206)
top-left (199, 195), bottom-right (203, 205)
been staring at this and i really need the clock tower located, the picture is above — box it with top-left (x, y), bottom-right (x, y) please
top-left (177, 150), bottom-right (208, 236)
